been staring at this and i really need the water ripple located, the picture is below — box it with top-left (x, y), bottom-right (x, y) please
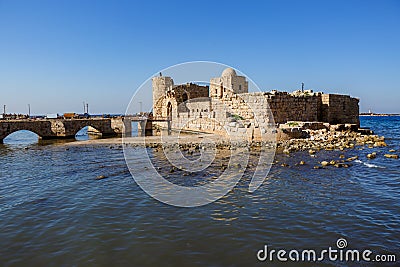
top-left (0, 118), bottom-right (399, 266)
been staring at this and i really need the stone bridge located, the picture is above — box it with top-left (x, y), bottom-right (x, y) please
top-left (0, 117), bottom-right (132, 143)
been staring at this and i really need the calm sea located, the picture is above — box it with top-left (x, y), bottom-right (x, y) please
top-left (0, 117), bottom-right (399, 266)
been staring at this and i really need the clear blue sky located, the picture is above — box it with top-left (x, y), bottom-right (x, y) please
top-left (0, 0), bottom-right (399, 114)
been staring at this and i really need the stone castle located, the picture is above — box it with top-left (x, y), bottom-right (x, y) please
top-left (152, 68), bottom-right (359, 141)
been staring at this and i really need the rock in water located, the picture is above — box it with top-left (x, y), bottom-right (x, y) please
top-left (96, 175), bottom-right (107, 180)
top-left (384, 154), bottom-right (399, 159)
top-left (347, 156), bottom-right (358, 161)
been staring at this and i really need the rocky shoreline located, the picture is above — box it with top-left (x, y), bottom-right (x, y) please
top-left (276, 128), bottom-right (398, 168)
top-left (278, 128), bottom-right (385, 153)
top-left (65, 125), bottom-right (398, 168)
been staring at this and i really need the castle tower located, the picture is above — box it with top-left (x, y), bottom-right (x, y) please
top-left (210, 68), bottom-right (248, 98)
top-left (152, 75), bottom-right (174, 111)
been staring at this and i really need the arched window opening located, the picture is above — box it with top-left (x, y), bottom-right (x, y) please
top-left (167, 102), bottom-right (172, 119)
top-left (182, 92), bottom-right (188, 103)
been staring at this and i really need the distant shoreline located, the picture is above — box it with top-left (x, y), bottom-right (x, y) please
top-left (360, 113), bottom-right (400, 117)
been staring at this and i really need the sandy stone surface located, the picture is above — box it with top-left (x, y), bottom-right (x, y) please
top-left (64, 133), bottom-right (222, 147)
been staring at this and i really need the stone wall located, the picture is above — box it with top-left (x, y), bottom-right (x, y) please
top-left (265, 93), bottom-right (320, 124)
top-left (155, 93), bottom-right (276, 142)
top-left (111, 117), bottom-right (132, 135)
top-left (152, 76), bottom-right (174, 112)
top-left (318, 94), bottom-right (360, 126)
top-left (152, 73), bottom-right (360, 141)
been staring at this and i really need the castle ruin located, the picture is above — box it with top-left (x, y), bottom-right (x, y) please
top-left (152, 68), bottom-right (359, 141)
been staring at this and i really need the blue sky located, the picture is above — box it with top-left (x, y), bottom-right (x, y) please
top-left (0, 0), bottom-right (399, 114)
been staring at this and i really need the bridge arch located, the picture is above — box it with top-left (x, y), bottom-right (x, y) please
top-left (0, 121), bottom-right (52, 143)
top-left (0, 118), bottom-right (122, 143)
top-left (62, 119), bottom-right (116, 139)
top-left (75, 125), bottom-right (103, 140)
top-left (2, 130), bottom-right (40, 144)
